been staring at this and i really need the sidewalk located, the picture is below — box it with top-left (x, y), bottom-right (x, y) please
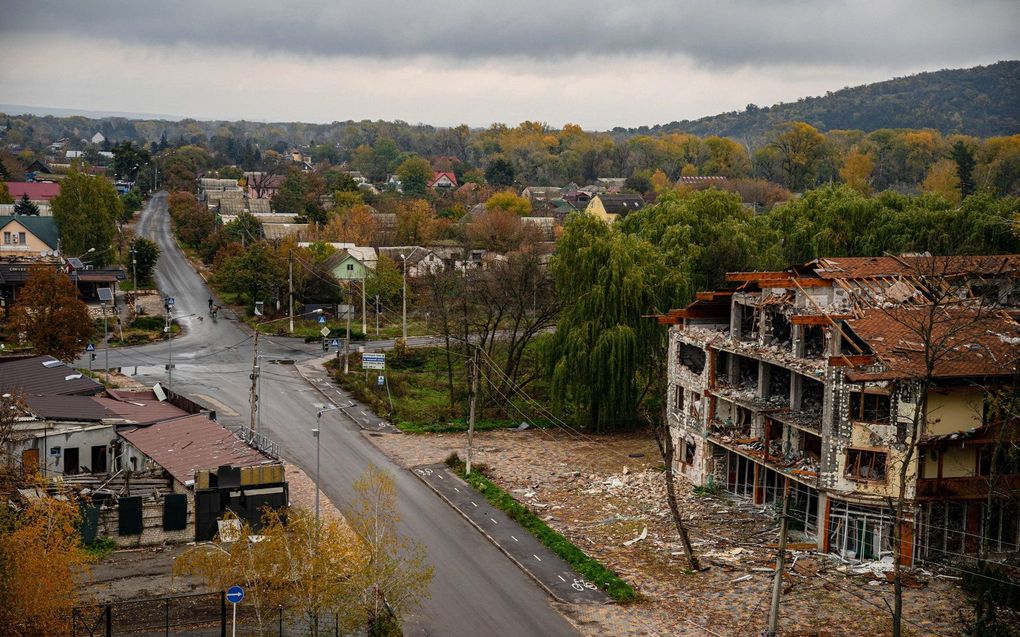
top-left (413, 463), bottom-right (611, 605)
top-left (294, 353), bottom-right (400, 434)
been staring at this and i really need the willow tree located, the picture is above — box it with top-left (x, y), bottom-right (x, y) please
top-left (548, 214), bottom-right (685, 432)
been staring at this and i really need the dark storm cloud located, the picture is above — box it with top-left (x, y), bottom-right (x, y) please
top-left (1, 0), bottom-right (1018, 67)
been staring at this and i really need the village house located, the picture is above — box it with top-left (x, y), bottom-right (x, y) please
top-left (429, 171), bottom-right (458, 191)
top-left (378, 246), bottom-right (446, 277)
top-left (661, 255), bottom-right (1020, 566)
top-left (584, 193), bottom-right (645, 224)
top-left (0, 215), bottom-right (59, 257)
top-left (4, 181), bottom-right (61, 203)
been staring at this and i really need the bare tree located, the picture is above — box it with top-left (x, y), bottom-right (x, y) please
top-left (653, 410), bottom-right (701, 572)
top-left (857, 256), bottom-right (1019, 637)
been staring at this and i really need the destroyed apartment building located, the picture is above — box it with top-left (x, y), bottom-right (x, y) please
top-left (660, 255), bottom-right (1020, 566)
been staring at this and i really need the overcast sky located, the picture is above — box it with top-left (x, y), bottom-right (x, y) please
top-left (0, 1), bottom-right (1017, 130)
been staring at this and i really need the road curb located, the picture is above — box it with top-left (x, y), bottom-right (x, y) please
top-left (411, 465), bottom-right (575, 605)
top-left (292, 355), bottom-right (401, 434)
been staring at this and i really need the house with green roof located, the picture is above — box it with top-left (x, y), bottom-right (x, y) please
top-left (0, 215), bottom-right (60, 257)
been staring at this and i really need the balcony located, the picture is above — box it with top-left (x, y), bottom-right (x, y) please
top-left (915, 474), bottom-right (1020, 500)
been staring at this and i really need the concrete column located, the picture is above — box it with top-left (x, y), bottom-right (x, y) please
top-left (730, 299), bottom-right (742, 343)
top-left (757, 361), bottom-right (770, 399)
top-left (815, 491), bottom-right (829, 550)
top-left (790, 373), bottom-right (803, 410)
top-left (827, 325), bottom-right (842, 356)
top-left (728, 352), bottom-right (740, 386)
top-left (792, 324), bottom-right (806, 357)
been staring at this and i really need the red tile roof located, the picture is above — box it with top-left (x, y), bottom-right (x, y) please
top-left (428, 172), bottom-right (458, 188)
top-left (845, 308), bottom-right (1020, 380)
top-left (118, 414), bottom-right (275, 484)
top-left (812, 255), bottom-right (1020, 280)
top-left (5, 181), bottom-right (60, 201)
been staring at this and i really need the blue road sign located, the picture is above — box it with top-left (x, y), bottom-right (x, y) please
top-left (166, 297), bottom-right (175, 307)
top-left (226, 586), bottom-right (244, 604)
top-left (318, 315), bottom-right (326, 324)
top-left (85, 343), bottom-right (96, 352)
top-left (330, 338), bottom-right (342, 348)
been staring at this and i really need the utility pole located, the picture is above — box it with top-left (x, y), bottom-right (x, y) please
top-left (401, 254), bottom-right (408, 340)
top-left (767, 478), bottom-right (792, 637)
top-left (288, 255), bottom-right (294, 334)
top-left (361, 275), bottom-right (367, 336)
top-left (375, 294), bottom-right (380, 337)
top-left (102, 303), bottom-right (109, 385)
top-left (466, 347), bottom-right (479, 475)
top-left (165, 297), bottom-right (173, 390)
top-left (250, 329), bottom-right (260, 432)
top-left (344, 284), bottom-right (352, 374)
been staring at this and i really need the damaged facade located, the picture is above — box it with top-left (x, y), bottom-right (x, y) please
top-left (662, 255), bottom-right (1020, 566)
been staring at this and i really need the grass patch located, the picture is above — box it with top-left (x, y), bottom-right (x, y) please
top-left (325, 346), bottom-right (555, 431)
top-left (83, 536), bottom-right (117, 561)
top-left (445, 455), bottom-right (636, 603)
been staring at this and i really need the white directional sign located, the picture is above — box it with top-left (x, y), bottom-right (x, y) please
top-left (362, 353), bottom-right (386, 370)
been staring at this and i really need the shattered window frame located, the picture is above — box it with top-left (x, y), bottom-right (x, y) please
top-left (848, 390), bottom-right (892, 423)
top-left (845, 448), bottom-right (888, 482)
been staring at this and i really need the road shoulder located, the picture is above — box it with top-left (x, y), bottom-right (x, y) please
top-left (412, 462), bottom-right (610, 606)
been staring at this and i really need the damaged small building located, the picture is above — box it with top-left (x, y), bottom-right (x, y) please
top-left (661, 255), bottom-right (1020, 566)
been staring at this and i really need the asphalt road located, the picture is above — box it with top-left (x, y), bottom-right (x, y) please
top-left (79, 194), bottom-right (580, 637)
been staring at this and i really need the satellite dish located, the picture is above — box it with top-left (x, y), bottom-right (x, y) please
top-left (39, 251), bottom-right (47, 257)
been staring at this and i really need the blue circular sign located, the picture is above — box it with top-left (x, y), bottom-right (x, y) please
top-left (226, 586), bottom-right (244, 604)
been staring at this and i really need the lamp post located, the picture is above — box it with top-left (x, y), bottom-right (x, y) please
top-left (312, 402), bottom-right (349, 530)
top-left (250, 309), bottom-right (324, 433)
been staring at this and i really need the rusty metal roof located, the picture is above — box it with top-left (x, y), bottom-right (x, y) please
top-left (118, 414), bottom-right (275, 484)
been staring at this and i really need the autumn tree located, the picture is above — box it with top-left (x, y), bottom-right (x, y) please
top-left (174, 508), bottom-right (366, 635)
top-left (394, 199), bottom-right (434, 245)
top-left (0, 488), bottom-right (91, 637)
top-left (768, 121), bottom-right (829, 191)
top-left (346, 465), bottom-right (433, 634)
top-left (214, 242), bottom-right (285, 311)
top-left (319, 204), bottom-right (378, 245)
top-left (466, 209), bottom-right (539, 253)
top-left (9, 267), bottom-right (94, 361)
top-left (51, 169), bottom-right (121, 265)
top-left (484, 191), bottom-right (532, 216)
top-left (922, 158), bottom-right (962, 205)
top-left (839, 147), bottom-right (875, 195)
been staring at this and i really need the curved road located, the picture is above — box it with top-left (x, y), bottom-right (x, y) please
top-left (82, 194), bottom-right (580, 637)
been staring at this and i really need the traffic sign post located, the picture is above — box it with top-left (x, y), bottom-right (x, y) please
top-left (362, 352), bottom-right (386, 370)
top-left (226, 586), bottom-right (244, 637)
top-left (318, 315), bottom-right (326, 324)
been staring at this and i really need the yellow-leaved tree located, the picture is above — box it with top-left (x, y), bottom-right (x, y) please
top-left (0, 487), bottom-right (92, 637)
top-left (174, 465), bottom-right (432, 636)
top-left (839, 147), bottom-right (875, 195)
top-left (922, 158), bottom-right (962, 205)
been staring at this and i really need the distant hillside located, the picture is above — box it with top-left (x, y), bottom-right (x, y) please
top-left (621, 61), bottom-right (1020, 141)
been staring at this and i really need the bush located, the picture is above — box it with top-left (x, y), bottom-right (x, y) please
top-left (132, 315), bottom-right (165, 331)
top-left (83, 536), bottom-right (116, 561)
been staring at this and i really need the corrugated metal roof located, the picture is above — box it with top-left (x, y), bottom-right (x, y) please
top-left (0, 355), bottom-right (103, 396)
top-left (118, 414), bottom-right (274, 484)
top-left (24, 394), bottom-right (114, 421)
top-left (94, 392), bottom-right (189, 425)
top-left (4, 181), bottom-right (60, 201)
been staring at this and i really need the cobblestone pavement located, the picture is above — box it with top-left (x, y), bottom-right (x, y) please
top-left (371, 428), bottom-right (976, 636)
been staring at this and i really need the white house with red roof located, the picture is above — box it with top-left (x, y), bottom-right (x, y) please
top-left (428, 171), bottom-right (458, 190)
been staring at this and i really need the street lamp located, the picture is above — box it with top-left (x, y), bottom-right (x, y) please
top-left (312, 401), bottom-right (354, 530)
top-left (250, 309), bottom-right (324, 433)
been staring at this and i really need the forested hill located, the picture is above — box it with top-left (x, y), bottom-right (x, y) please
top-left (620, 61), bottom-right (1020, 141)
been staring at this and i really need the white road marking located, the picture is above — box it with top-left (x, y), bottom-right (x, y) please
top-left (489, 518), bottom-right (497, 524)
top-left (557, 575), bottom-right (566, 582)
top-left (453, 487), bottom-right (460, 493)
top-left (533, 555), bottom-right (542, 562)
top-left (470, 501), bottom-right (478, 507)
top-left (511, 536), bottom-right (519, 542)
top-left (437, 474), bottom-right (444, 480)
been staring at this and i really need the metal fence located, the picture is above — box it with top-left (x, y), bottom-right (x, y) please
top-left (71, 591), bottom-right (356, 637)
